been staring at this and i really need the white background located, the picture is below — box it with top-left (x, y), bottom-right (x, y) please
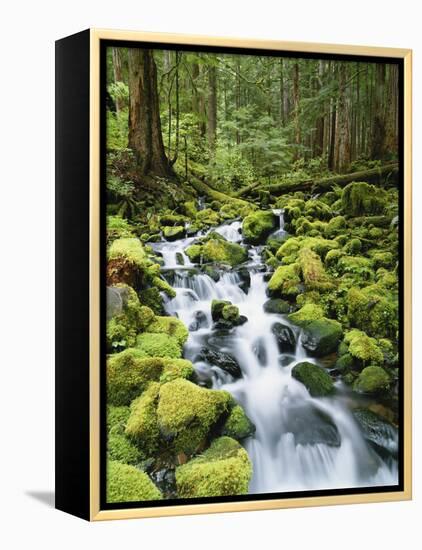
top-left (0, 0), bottom-right (419, 548)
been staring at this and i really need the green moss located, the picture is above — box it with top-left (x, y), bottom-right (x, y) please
top-left (291, 361), bottom-right (334, 396)
top-left (107, 405), bottom-right (131, 432)
top-left (344, 238), bottom-right (362, 255)
top-left (107, 215), bottom-right (134, 241)
top-left (109, 237), bottom-right (147, 267)
top-left (289, 303), bottom-right (324, 327)
top-left (298, 247), bottom-right (334, 291)
top-left (324, 249), bottom-right (344, 267)
top-left (325, 216), bottom-right (346, 237)
top-left (304, 199), bottom-right (332, 220)
top-left (353, 366), bottom-right (390, 394)
top-left (175, 437), bottom-right (252, 498)
top-left (335, 353), bottom-right (354, 372)
top-left (301, 318), bottom-right (343, 356)
top-left (139, 287), bottom-right (165, 315)
top-left (106, 285), bottom-right (154, 351)
top-left (160, 213), bottom-right (187, 226)
top-left (157, 379), bottom-right (233, 455)
top-left (337, 256), bottom-right (374, 279)
top-left (107, 349), bottom-right (165, 406)
top-left (347, 286), bottom-right (397, 338)
top-left (159, 358), bottom-right (195, 384)
top-left (275, 238), bottom-right (301, 262)
top-left (211, 299), bottom-right (231, 321)
top-left (371, 251), bottom-right (394, 269)
top-left (242, 210), bottom-right (276, 244)
top-left (162, 226), bottom-right (185, 240)
top-left (125, 383), bottom-right (161, 455)
top-left (146, 316), bottom-right (189, 346)
top-left (267, 263), bottom-right (301, 297)
top-left (186, 237), bottom-right (247, 267)
top-left (344, 330), bottom-right (384, 365)
top-left (151, 276), bottom-right (176, 298)
top-left (185, 244), bottom-right (202, 262)
top-left (107, 461), bottom-right (162, 503)
top-left (195, 208), bottom-right (220, 226)
top-left (135, 332), bottom-right (182, 359)
top-left (221, 405), bottom-right (255, 440)
top-left (341, 182), bottom-right (386, 216)
top-left (222, 304), bottom-right (240, 322)
top-left (183, 201), bottom-right (198, 218)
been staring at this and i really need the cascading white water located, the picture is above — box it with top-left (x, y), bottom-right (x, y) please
top-left (155, 217), bottom-right (398, 494)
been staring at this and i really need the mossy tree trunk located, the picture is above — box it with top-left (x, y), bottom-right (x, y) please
top-left (128, 48), bottom-right (173, 178)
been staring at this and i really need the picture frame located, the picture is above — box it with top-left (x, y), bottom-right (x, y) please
top-left (55, 28), bottom-right (412, 521)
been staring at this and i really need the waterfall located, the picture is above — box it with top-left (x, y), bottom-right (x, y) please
top-left (157, 218), bottom-right (398, 494)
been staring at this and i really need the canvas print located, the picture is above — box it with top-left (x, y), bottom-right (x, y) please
top-left (104, 44), bottom-right (401, 505)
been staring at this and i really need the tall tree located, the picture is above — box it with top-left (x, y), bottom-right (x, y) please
top-left (208, 63), bottom-right (218, 157)
top-left (111, 48), bottom-right (124, 113)
top-left (127, 48), bottom-right (173, 178)
top-left (371, 63), bottom-right (387, 159)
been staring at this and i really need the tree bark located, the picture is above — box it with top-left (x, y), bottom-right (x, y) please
top-left (128, 48), bottom-right (173, 178)
top-left (371, 63), bottom-right (387, 159)
top-left (208, 64), bottom-right (218, 157)
top-left (112, 48), bottom-right (124, 113)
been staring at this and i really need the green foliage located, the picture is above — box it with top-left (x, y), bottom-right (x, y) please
top-left (343, 330), bottom-right (384, 365)
top-left (175, 437), bottom-right (252, 498)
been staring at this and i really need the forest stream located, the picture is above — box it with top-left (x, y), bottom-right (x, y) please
top-left (151, 210), bottom-right (398, 494)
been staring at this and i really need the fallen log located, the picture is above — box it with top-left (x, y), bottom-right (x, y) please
top-left (247, 163), bottom-right (399, 197)
top-left (233, 180), bottom-right (262, 198)
top-left (189, 175), bottom-right (251, 207)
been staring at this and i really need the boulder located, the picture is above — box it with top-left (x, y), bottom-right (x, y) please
top-left (271, 322), bottom-right (296, 352)
top-left (300, 319), bottom-right (343, 356)
top-left (107, 461), bottom-right (162, 503)
top-left (221, 405), bottom-right (256, 440)
top-left (263, 298), bottom-right (290, 314)
top-left (163, 225), bottom-right (185, 241)
top-left (242, 210), bottom-right (277, 244)
top-left (291, 361), bottom-right (334, 396)
top-left (198, 348), bottom-right (242, 379)
top-left (353, 408), bottom-right (398, 458)
top-left (353, 366), bottom-right (390, 394)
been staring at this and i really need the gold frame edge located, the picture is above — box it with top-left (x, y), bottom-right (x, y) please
top-left (88, 28), bottom-right (412, 521)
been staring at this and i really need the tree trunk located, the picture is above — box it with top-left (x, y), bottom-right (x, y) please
top-left (208, 64), bottom-right (217, 157)
top-left (112, 48), bottom-right (124, 113)
top-left (336, 63), bottom-right (351, 173)
top-left (127, 48), bottom-right (173, 178)
top-left (293, 61), bottom-right (301, 159)
top-left (371, 63), bottom-right (387, 159)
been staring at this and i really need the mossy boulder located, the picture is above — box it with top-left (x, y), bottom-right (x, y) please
top-left (337, 255), bottom-right (374, 279)
top-left (125, 382), bottom-right (161, 455)
top-left (298, 247), bottom-right (334, 291)
top-left (157, 379), bottom-right (233, 455)
top-left (195, 208), bottom-right (220, 227)
top-left (185, 237), bottom-right (247, 267)
top-left (300, 318), bottom-right (343, 356)
top-left (145, 316), bottom-right (189, 346)
top-left (242, 210), bottom-right (277, 244)
top-left (344, 238), bottom-right (362, 255)
top-left (222, 304), bottom-right (240, 323)
top-left (263, 298), bottom-right (290, 314)
top-left (162, 225), bottom-right (185, 241)
top-left (353, 366), bottom-right (390, 394)
top-left (175, 437), bottom-right (252, 497)
top-left (211, 299), bottom-right (231, 321)
top-left (107, 349), bottom-right (194, 406)
top-left (325, 216), bottom-right (346, 238)
top-left (304, 199), bottom-right (332, 220)
top-left (160, 213), bottom-right (187, 226)
top-left (135, 332), bottom-right (182, 359)
top-left (107, 461), bottom-right (162, 503)
top-left (272, 322), bottom-right (296, 352)
top-left (139, 286), bottom-right (165, 315)
top-left (107, 238), bottom-right (149, 287)
top-left (343, 330), bottom-right (384, 365)
top-left (289, 303), bottom-right (324, 327)
top-left (267, 263), bottom-right (301, 298)
top-left (341, 182), bottom-right (386, 216)
top-left (292, 361), bottom-right (334, 396)
top-left (347, 286), bottom-right (397, 338)
top-left (107, 406), bottom-right (142, 465)
top-left (183, 201), bottom-right (198, 218)
top-left (106, 285), bottom-right (155, 352)
top-left (221, 405), bottom-right (255, 440)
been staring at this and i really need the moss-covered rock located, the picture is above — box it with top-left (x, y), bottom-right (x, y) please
top-left (135, 333), bottom-right (182, 359)
top-left (195, 208), bottom-right (220, 227)
top-left (162, 225), bottom-right (185, 241)
top-left (337, 255), bottom-right (374, 279)
top-left (292, 361), bottom-right (334, 396)
top-left (343, 330), bottom-right (384, 365)
top-left (267, 263), bottom-right (301, 298)
top-left (145, 316), bottom-right (189, 346)
top-left (222, 304), bottom-right (240, 322)
top-left (242, 210), bottom-right (277, 244)
top-left (107, 238), bottom-right (149, 287)
top-left (211, 299), bottom-right (231, 321)
top-left (183, 201), bottom-right (198, 218)
top-left (298, 247), bottom-right (334, 291)
top-left (325, 216), bottom-right (346, 238)
top-left (185, 237), bottom-right (247, 267)
top-left (157, 379), bottom-right (233, 455)
top-left (353, 366), bottom-right (390, 394)
top-left (221, 405), bottom-right (255, 440)
top-left (151, 276), bottom-right (177, 298)
top-left (125, 382), bottom-right (161, 455)
top-left (107, 405), bottom-right (142, 465)
top-left (160, 213), bottom-right (188, 226)
top-left (347, 286), bottom-right (397, 338)
top-left (106, 285), bottom-right (154, 352)
top-left (107, 349), bottom-right (194, 406)
top-left (304, 199), bottom-right (332, 220)
top-left (263, 298), bottom-right (290, 314)
top-left (288, 303), bottom-right (324, 327)
top-left (139, 287), bottom-right (165, 315)
top-left (344, 238), bottom-right (362, 255)
top-left (341, 182), bottom-right (386, 216)
top-left (300, 318), bottom-right (343, 356)
top-left (107, 461), bottom-right (162, 503)
top-left (175, 437), bottom-right (252, 497)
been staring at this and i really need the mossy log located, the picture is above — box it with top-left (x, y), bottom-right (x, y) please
top-left (189, 175), bottom-right (251, 208)
top-left (244, 163), bottom-right (399, 197)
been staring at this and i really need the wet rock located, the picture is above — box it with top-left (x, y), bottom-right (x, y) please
top-left (175, 252), bottom-right (185, 266)
top-left (236, 267), bottom-right (251, 293)
top-left (150, 467), bottom-right (177, 497)
top-left (163, 226), bottom-right (186, 241)
top-left (188, 310), bottom-right (208, 332)
top-left (198, 348), bottom-right (242, 379)
top-left (211, 299), bottom-right (231, 322)
top-left (279, 355), bottom-right (295, 367)
top-left (202, 265), bottom-right (220, 282)
top-left (292, 361), bottom-right (334, 397)
top-left (272, 322), bottom-right (296, 352)
top-left (263, 298), bottom-right (290, 314)
top-left (353, 408), bottom-right (398, 458)
top-left (284, 404), bottom-right (341, 447)
top-left (106, 286), bottom-right (129, 320)
top-left (300, 319), bottom-right (343, 357)
top-left (253, 338), bottom-right (267, 365)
